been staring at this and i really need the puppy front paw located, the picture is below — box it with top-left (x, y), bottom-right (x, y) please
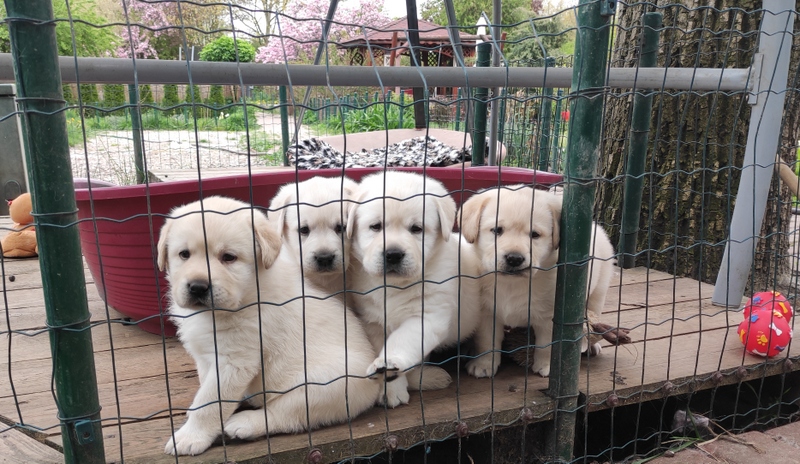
top-left (531, 361), bottom-right (551, 378)
top-left (224, 410), bottom-right (266, 440)
top-left (164, 424), bottom-right (217, 456)
top-left (377, 376), bottom-right (410, 408)
top-left (466, 353), bottom-right (501, 378)
top-left (580, 337), bottom-right (603, 356)
top-left (367, 357), bottom-right (401, 380)
top-left (587, 342), bottom-right (602, 356)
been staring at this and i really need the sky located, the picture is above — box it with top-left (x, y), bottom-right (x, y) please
top-left (381, 0), bottom-right (426, 20)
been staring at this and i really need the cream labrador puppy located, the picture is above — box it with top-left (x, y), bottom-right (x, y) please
top-left (459, 186), bottom-right (614, 378)
top-left (158, 196), bottom-right (378, 456)
top-left (346, 171), bottom-right (482, 407)
top-left (268, 176), bottom-right (358, 299)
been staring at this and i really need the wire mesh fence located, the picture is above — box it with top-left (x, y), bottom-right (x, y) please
top-left (1, 1), bottom-right (800, 463)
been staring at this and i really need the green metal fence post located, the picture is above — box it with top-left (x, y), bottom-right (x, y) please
top-left (399, 90), bottom-right (405, 130)
top-left (279, 85), bottom-right (289, 166)
top-left (455, 87), bottom-right (462, 132)
top-left (551, 89), bottom-right (564, 172)
top-left (619, 13), bottom-right (663, 268)
top-left (4, 1), bottom-right (106, 462)
top-left (545, 0), bottom-right (612, 461)
top-left (498, 87), bottom-right (507, 152)
top-left (538, 57), bottom-right (555, 171)
top-left (471, 42), bottom-right (491, 166)
top-left (128, 84), bottom-right (145, 184)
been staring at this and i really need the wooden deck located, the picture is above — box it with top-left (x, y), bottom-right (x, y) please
top-left (2, 218), bottom-right (800, 463)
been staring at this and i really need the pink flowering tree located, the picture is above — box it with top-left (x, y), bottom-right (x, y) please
top-left (255, 0), bottom-right (389, 64)
top-left (116, 0), bottom-right (175, 59)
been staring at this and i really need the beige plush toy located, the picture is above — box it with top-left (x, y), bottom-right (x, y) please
top-left (2, 192), bottom-right (37, 258)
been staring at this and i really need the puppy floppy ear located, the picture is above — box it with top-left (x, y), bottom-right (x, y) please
top-left (547, 192), bottom-right (563, 250)
top-left (268, 183), bottom-right (294, 238)
top-left (252, 210), bottom-right (282, 268)
top-left (156, 217), bottom-right (173, 272)
top-left (345, 187), bottom-right (366, 240)
top-left (434, 192), bottom-right (457, 242)
top-left (458, 191), bottom-right (491, 243)
top-left (339, 176), bottom-right (359, 224)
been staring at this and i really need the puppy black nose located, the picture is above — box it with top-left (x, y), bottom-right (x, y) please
top-left (314, 252), bottom-right (336, 268)
top-left (385, 248), bottom-right (405, 266)
top-left (188, 280), bottom-right (210, 297)
top-left (504, 253), bottom-right (525, 268)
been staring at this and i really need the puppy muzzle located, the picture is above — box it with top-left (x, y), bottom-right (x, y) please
top-left (312, 250), bottom-right (338, 272)
top-left (499, 252), bottom-right (531, 275)
top-left (383, 248), bottom-right (407, 274)
top-left (181, 279), bottom-right (213, 307)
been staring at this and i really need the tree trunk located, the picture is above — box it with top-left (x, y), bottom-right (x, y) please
top-left (596, 1), bottom-right (799, 291)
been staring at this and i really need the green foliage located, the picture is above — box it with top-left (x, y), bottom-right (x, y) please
top-left (504, 17), bottom-right (569, 65)
top-left (420, 0), bottom-right (568, 64)
top-left (220, 105), bottom-right (258, 131)
top-left (241, 133), bottom-right (284, 165)
top-left (421, 0), bottom-right (530, 33)
top-left (207, 85), bottom-right (226, 109)
top-left (185, 85), bottom-right (202, 103)
top-left (63, 85), bottom-right (75, 105)
top-left (0, 1), bottom-right (118, 57)
top-left (79, 83), bottom-right (99, 117)
top-left (103, 84), bottom-right (126, 116)
top-left (199, 36), bottom-right (256, 63)
top-left (162, 84), bottom-right (180, 114)
top-left (139, 85), bottom-right (154, 105)
top-left (303, 108), bottom-right (319, 125)
top-left (325, 101), bottom-right (415, 133)
top-left (185, 84), bottom-right (204, 118)
top-left (65, 105), bottom-right (261, 146)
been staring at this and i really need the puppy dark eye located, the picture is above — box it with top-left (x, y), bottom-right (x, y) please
top-left (179, 250), bottom-right (190, 259)
top-left (531, 231), bottom-right (541, 239)
top-left (370, 222), bottom-right (382, 232)
top-left (299, 225), bottom-right (310, 236)
top-left (334, 223), bottom-right (344, 234)
top-left (221, 253), bottom-right (237, 263)
top-left (491, 227), bottom-right (504, 236)
top-left (410, 224), bottom-right (423, 234)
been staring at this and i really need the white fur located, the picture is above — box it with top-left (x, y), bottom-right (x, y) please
top-left (268, 176), bottom-right (358, 299)
top-left (158, 196), bottom-right (378, 456)
top-left (459, 186), bottom-right (615, 378)
top-left (346, 171), bottom-right (482, 407)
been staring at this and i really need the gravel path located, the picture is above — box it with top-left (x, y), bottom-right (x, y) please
top-left (70, 112), bottom-right (311, 185)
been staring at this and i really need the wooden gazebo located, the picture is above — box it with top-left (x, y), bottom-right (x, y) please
top-left (338, 17), bottom-right (480, 68)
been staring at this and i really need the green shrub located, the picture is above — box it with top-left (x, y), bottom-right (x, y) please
top-left (221, 105), bottom-right (257, 131)
top-left (324, 100), bottom-right (414, 133)
top-left (103, 84), bottom-right (126, 117)
top-left (62, 84), bottom-right (75, 105)
top-left (79, 83), bottom-right (99, 117)
top-left (139, 84), bottom-right (154, 112)
top-left (162, 84), bottom-right (180, 114)
top-left (207, 85), bottom-right (225, 111)
top-left (185, 84), bottom-right (204, 118)
top-left (199, 36), bottom-right (256, 63)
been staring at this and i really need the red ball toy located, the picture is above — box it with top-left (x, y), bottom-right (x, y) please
top-left (742, 291), bottom-right (792, 321)
top-left (738, 309), bottom-right (793, 357)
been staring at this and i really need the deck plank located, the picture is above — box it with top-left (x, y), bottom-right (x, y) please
top-left (0, 426), bottom-right (63, 464)
top-left (2, 246), bottom-right (799, 463)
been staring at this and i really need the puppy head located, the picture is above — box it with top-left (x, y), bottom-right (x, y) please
top-left (347, 171), bottom-right (456, 280)
top-left (458, 185), bottom-right (560, 275)
top-left (157, 196), bottom-right (281, 311)
top-left (268, 176), bottom-right (357, 276)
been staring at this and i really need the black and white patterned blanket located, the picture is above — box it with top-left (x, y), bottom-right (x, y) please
top-left (287, 136), bottom-right (472, 170)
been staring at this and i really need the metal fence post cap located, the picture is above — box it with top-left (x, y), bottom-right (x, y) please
top-left (0, 84), bottom-right (16, 96)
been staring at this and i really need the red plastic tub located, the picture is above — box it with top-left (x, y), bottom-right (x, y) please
top-left (74, 166), bottom-right (562, 336)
